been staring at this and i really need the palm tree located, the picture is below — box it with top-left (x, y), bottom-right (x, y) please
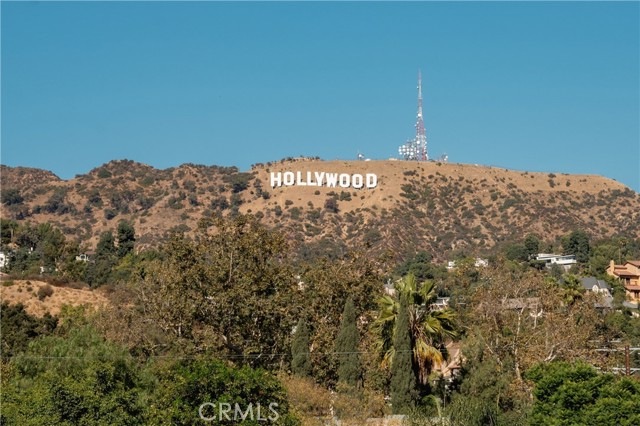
top-left (373, 273), bottom-right (457, 384)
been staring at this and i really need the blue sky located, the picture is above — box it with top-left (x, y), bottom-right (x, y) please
top-left (2, 1), bottom-right (639, 191)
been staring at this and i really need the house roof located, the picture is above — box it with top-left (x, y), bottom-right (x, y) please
top-left (610, 261), bottom-right (640, 277)
top-left (581, 277), bottom-right (611, 291)
top-left (617, 271), bottom-right (639, 277)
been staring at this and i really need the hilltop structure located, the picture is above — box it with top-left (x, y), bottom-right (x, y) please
top-left (399, 71), bottom-right (429, 161)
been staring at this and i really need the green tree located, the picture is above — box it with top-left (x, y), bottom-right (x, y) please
top-left (5, 222), bottom-right (67, 274)
top-left (446, 340), bottom-right (529, 426)
top-left (1, 188), bottom-right (24, 205)
top-left (505, 244), bottom-right (529, 262)
top-left (291, 318), bottom-right (311, 377)
top-left (149, 358), bottom-right (299, 426)
top-left (117, 221), bottom-right (135, 258)
top-left (335, 297), bottom-right (361, 387)
top-left (39, 223), bottom-right (66, 270)
top-left (390, 294), bottom-right (416, 414)
top-left (549, 263), bottom-right (564, 280)
top-left (296, 253), bottom-right (383, 386)
top-left (464, 265), bottom-right (600, 384)
top-left (97, 231), bottom-right (117, 257)
top-left (136, 215), bottom-right (299, 367)
top-left (0, 219), bottom-right (18, 245)
top-left (2, 324), bottom-right (144, 425)
top-left (395, 251), bottom-right (447, 282)
top-left (527, 361), bottom-right (640, 426)
top-left (564, 230), bottom-right (591, 263)
top-left (373, 274), bottom-right (456, 385)
top-left (85, 231), bottom-right (118, 286)
top-left (0, 303), bottom-right (57, 360)
top-left (524, 234), bottom-right (541, 259)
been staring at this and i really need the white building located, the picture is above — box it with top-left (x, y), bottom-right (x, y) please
top-left (535, 253), bottom-right (577, 271)
top-left (0, 251), bottom-right (8, 269)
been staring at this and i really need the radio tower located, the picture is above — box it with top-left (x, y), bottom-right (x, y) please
top-left (416, 69), bottom-right (428, 161)
top-left (398, 70), bottom-right (430, 161)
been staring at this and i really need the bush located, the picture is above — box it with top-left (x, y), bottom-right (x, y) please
top-left (0, 302), bottom-right (57, 359)
top-left (223, 172), bottom-right (253, 193)
top-left (140, 176), bottom-right (155, 186)
top-left (97, 169), bottom-right (112, 178)
top-left (210, 196), bottom-right (229, 210)
top-left (104, 209), bottom-right (117, 220)
top-left (167, 194), bottom-right (185, 210)
top-left (37, 284), bottom-right (54, 301)
top-left (44, 189), bottom-right (74, 215)
top-left (289, 207), bottom-right (301, 220)
top-left (527, 361), bottom-right (640, 425)
top-left (1, 188), bottom-right (24, 205)
top-left (339, 191), bottom-right (352, 201)
top-left (230, 193), bottom-right (243, 207)
top-left (150, 358), bottom-right (299, 425)
top-left (324, 198), bottom-right (339, 213)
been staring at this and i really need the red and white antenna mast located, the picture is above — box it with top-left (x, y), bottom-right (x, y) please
top-left (415, 69), bottom-right (428, 161)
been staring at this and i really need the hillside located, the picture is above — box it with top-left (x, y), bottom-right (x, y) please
top-left (0, 279), bottom-right (108, 317)
top-left (1, 159), bottom-right (639, 260)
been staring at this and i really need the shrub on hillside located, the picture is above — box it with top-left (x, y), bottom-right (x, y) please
top-left (36, 284), bottom-right (54, 301)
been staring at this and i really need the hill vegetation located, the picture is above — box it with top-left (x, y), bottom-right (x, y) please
top-left (1, 158), bottom-right (638, 261)
top-left (2, 158), bottom-right (640, 424)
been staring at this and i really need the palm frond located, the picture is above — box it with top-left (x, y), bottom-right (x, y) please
top-left (413, 339), bottom-right (445, 384)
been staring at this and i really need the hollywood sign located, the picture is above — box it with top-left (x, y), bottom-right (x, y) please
top-left (270, 171), bottom-right (378, 189)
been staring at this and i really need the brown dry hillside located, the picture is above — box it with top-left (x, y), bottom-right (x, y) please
top-left (0, 279), bottom-right (108, 317)
top-left (1, 158), bottom-right (639, 260)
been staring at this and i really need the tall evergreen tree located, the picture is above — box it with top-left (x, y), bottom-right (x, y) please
top-left (117, 221), bottom-right (135, 258)
top-left (524, 234), bottom-right (541, 259)
top-left (86, 231), bottom-right (117, 286)
top-left (390, 294), bottom-right (416, 414)
top-left (336, 297), bottom-right (361, 387)
top-left (96, 231), bottom-right (116, 257)
top-left (564, 230), bottom-right (591, 263)
top-left (291, 318), bottom-right (311, 377)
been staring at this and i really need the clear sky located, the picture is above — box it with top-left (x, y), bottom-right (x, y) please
top-left (2, 1), bottom-right (639, 191)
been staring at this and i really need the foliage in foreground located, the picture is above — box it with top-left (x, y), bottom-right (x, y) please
top-left (2, 215), bottom-right (640, 424)
top-left (149, 358), bottom-right (299, 426)
top-left (526, 361), bottom-right (640, 426)
top-left (1, 318), bottom-right (299, 425)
